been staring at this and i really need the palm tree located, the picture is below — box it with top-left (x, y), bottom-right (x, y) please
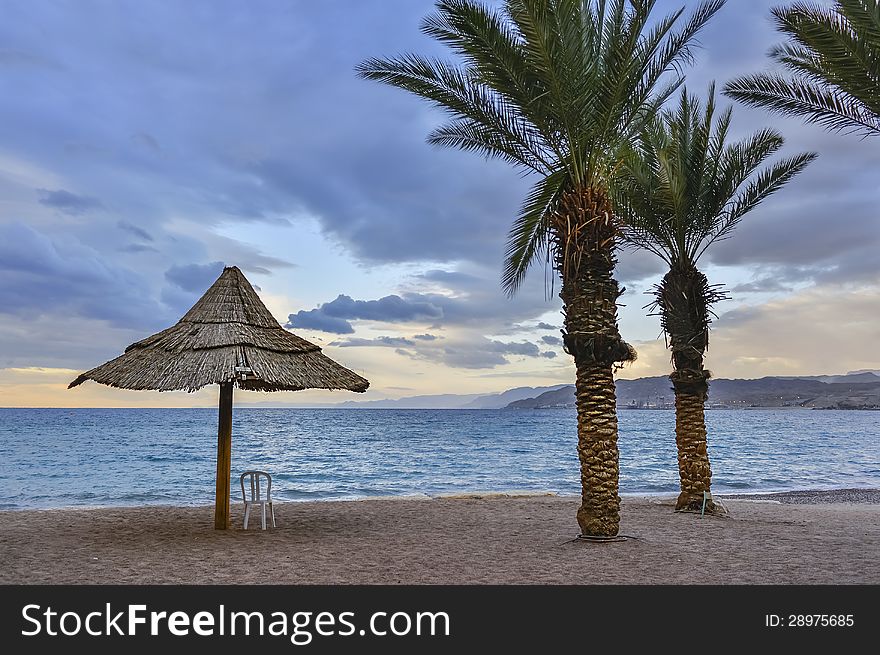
top-left (724, 0), bottom-right (880, 137)
top-left (618, 86), bottom-right (816, 513)
top-left (357, 0), bottom-right (726, 536)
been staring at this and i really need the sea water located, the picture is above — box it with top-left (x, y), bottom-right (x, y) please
top-left (0, 408), bottom-right (877, 509)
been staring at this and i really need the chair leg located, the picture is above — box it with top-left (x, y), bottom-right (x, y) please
top-left (270, 503), bottom-right (276, 528)
top-left (261, 504), bottom-right (267, 530)
top-left (243, 505), bottom-right (250, 530)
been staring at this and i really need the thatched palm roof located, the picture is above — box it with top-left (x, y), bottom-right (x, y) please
top-left (69, 266), bottom-right (369, 393)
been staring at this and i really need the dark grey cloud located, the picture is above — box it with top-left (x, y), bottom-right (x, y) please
top-left (730, 277), bottom-right (792, 294)
top-left (117, 221), bottom-right (153, 242)
top-left (290, 287), bottom-right (548, 334)
top-left (395, 337), bottom-right (547, 369)
top-left (541, 335), bottom-right (562, 346)
top-left (320, 294), bottom-right (442, 321)
top-left (285, 259), bottom-right (571, 353)
top-left (164, 261), bottom-right (225, 293)
top-left (287, 293), bottom-right (444, 334)
top-left (616, 248), bottom-right (667, 285)
top-left (287, 311), bottom-right (354, 335)
top-left (0, 315), bottom-right (143, 369)
top-left (713, 304), bottom-right (764, 328)
top-left (541, 351), bottom-right (558, 359)
top-left (325, 323), bottom-right (551, 369)
top-left (37, 189), bottom-right (102, 215)
top-left (118, 243), bottom-right (159, 254)
top-left (707, 182), bottom-right (880, 285)
top-left (417, 269), bottom-right (483, 286)
top-left (0, 221), bottom-right (171, 330)
top-left (489, 340), bottom-right (541, 357)
top-left (536, 322), bottom-right (557, 331)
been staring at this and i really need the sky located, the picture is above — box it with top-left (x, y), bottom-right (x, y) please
top-left (1, 0), bottom-right (878, 407)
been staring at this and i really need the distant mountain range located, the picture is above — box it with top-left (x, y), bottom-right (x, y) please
top-left (328, 385), bottom-right (570, 410)
top-left (507, 371), bottom-right (880, 410)
top-left (237, 371), bottom-right (880, 410)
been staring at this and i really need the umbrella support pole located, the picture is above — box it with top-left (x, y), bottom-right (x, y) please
top-left (214, 381), bottom-right (234, 529)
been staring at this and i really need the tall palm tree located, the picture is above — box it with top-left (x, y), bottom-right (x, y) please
top-left (618, 86), bottom-right (816, 513)
top-left (357, 0), bottom-right (726, 536)
top-left (725, 0), bottom-right (880, 137)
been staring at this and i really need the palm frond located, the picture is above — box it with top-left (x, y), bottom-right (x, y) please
top-left (723, 0), bottom-right (880, 137)
top-left (710, 151), bottom-right (818, 250)
top-left (618, 85), bottom-right (815, 268)
top-left (502, 169), bottom-right (567, 296)
top-left (725, 72), bottom-right (880, 135)
top-left (421, 1), bottom-right (557, 137)
top-left (356, 54), bottom-right (554, 172)
top-left (360, 0), bottom-right (729, 295)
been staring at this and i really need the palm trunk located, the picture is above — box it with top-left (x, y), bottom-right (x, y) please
top-left (555, 187), bottom-right (635, 537)
top-left (672, 377), bottom-right (717, 512)
top-left (573, 360), bottom-right (620, 535)
top-left (658, 263), bottom-right (724, 514)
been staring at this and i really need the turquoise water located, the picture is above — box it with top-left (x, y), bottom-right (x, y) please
top-left (0, 408), bottom-right (877, 509)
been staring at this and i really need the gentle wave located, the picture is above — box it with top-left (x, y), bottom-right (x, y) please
top-left (0, 408), bottom-right (878, 510)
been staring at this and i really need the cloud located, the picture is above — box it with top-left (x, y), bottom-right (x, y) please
top-left (389, 336), bottom-right (548, 369)
top-left (37, 188), bottom-right (103, 214)
top-left (413, 333), bottom-right (438, 341)
top-left (117, 221), bottom-right (153, 242)
top-left (491, 341), bottom-right (540, 356)
top-left (0, 317), bottom-right (143, 370)
top-left (536, 322), bottom-right (558, 331)
top-left (0, 221), bottom-right (170, 329)
top-left (623, 285), bottom-right (880, 380)
top-left (286, 293), bottom-right (444, 333)
top-left (331, 336), bottom-right (415, 348)
top-left (707, 185), bottom-right (880, 286)
top-left (287, 311), bottom-right (354, 334)
top-left (616, 248), bottom-right (667, 284)
top-left (324, 324), bottom-right (552, 370)
top-left (541, 351), bottom-right (558, 359)
top-left (417, 269), bottom-right (482, 286)
top-left (321, 294), bottom-right (443, 321)
top-left (709, 286), bottom-right (880, 377)
top-left (118, 243), bottom-right (159, 253)
top-left (541, 335), bottom-right (562, 346)
top-left (164, 261), bottom-right (225, 293)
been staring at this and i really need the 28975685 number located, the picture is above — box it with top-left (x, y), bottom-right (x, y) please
top-left (790, 615), bottom-right (853, 627)
top-left (765, 614), bottom-right (854, 627)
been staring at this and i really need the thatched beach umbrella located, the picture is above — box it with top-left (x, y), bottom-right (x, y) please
top-left (69, 266), bottom-right (369, 529)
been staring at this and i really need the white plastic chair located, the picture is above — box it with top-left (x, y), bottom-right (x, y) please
top-left (240, 470), bottom-right (276, 530)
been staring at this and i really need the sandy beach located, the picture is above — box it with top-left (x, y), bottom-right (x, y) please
top-left (1, 489), bottom-right (877, 585)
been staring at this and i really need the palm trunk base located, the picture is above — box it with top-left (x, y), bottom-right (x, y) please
top-left (675, 490), bottom-right (726, 515)
top-left (577, 498), bottom-right (621, 536)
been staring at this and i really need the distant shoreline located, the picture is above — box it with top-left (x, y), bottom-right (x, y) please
top-left (5, 486), bottom-right (878, 513)
top-left (717, 488), bottom-right (880, 505)
top-left (3, 405), bottom-right (879, 410)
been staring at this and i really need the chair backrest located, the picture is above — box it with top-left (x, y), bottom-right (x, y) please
top-left (240, 470), bottom-right (272, 502)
